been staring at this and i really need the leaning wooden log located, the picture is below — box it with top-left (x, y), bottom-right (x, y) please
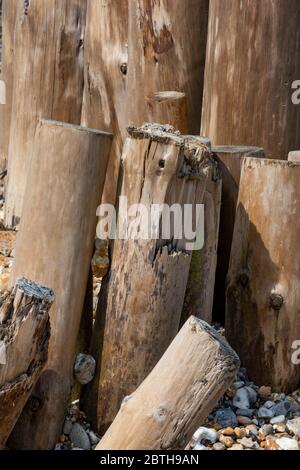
top-left (288, 151), bottom-right (300, 162)
top-left (211, 146), bottom-right (265, 322)
top-left (5, 0), bottom-right (87, 228)
top-left (0, 278), bottom-right (53, 449)
top-left (181, 153), bottom-right (221, 325)
top-left (96, 316), bottom-right (240, 450)
top-left (226, 157), bottom-right (300, 392)
top-left (0, 0), bottom-right (17, 172)
top-left (201, 0), bottom-right (300, 160)
top-left (82, 124), bottom-right (213, 432)
top-left (7, 119), bottom-right (112, 450)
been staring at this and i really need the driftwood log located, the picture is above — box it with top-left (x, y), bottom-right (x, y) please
top-left (201, 0), bottom-right (300, 160)
top-left (82, 124), bottom-right (213, 432)
top-left (0, 0), bottom-right (17, 172)
top-left (0, 278), bottom-right (53, 448)
top-left (211, 146), bottom-right (265, 322)
top-left (288, 151), bottom-right (300, 162)
top-left (182, 152), bottom-right (221, 324)
top-left (5, 0), bottom-right (87, 227)
top-left (96, 316), bottom-right (240, 450)
top-left (226, 157), bottom-right (300, 392)
top-left (7, 120), bottom-right (112, 450)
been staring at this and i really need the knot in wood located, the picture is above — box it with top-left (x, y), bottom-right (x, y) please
top-left (269, 292), bottom-right (284, 310)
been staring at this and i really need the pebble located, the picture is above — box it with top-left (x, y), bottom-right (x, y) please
top-left (276, 437), bottom-right (299, 451)
top-left (273, 423), bottom-right (286, 433)
top-left (232, 387), bottom-right (251, 409)
top-left (272, 401), bottom-right (292, 417)
top-left (232, 381), bottom-right (245, 390)
top-left (236, 408), bottom-right (254, 418)
top-left (257, 407), bottom-right (275, 419)
top-left (192, 427), bottom-right (218, 446)
top-left (63, 419), bottom-right (73, 435)
top-left (74, 354), bottom-right (96, 385)
top-left (259, 424), bottom-right (273, 437)
top-left (69, 423), bottom-right (91, 451)
top-left (286, 417), bottom-right (300, 436)
top-left (228, 444), bottom-right (244, 451)
top-left (264, 400), bottom-right (276, 409)
top-left (221, 427), bottom-right (235, 436)
top-left (237, 416), bottom-right (252, 425)
top-left (234, 427), bottom-right (247, 439)
top-left (193, 443), bottom-right (210, 450)
top-left (270, 415), bottom-right (285, 425)
top-left (87, 430), bottom-right (100, 446)
top-left (237, 437), bottom-right (259, 449)
top-left (219, 435), bottom-right (234, 448)
top-left (215, 408), bottom-right (238, 428)
top-left (259, 386), bottom-right (271, 398)
top-left (213, 442), bottom-right (226, 451)
top-left (245, 424), bottom-right (258, 437)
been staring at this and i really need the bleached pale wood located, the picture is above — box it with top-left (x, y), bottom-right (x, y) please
top-left (211, 146), bottom-right (265, 322)
top-left (182, 153), bottom-right (221, 324)
top-left (226, 158), bottom-right (300, 392)
top-left (83, 124), bottom-right (213, 432)
top-left (0, 278), bottom-right (53, 448)
top-left (5, 0), bottom-right (87, 228)
top-left (201, 0), bottom-right (300, 160)
top-left (7, 119), bottom-right (112, 450)
top-left (96, 316), bottom-right (240, 450)
top-left (0, 0), bottom-right (17, 172)
top-left (146, 91), bottom-right (189, 134)
top-left (288, 151), bottom-right (300, 162)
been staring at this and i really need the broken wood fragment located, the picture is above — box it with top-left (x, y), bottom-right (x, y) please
top-left (96, 316), bottom-right (240, 450)
top-left (0, 277), bottom-right (53, 448)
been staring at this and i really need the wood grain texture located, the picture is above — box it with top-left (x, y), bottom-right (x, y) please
top-left (7, 120), bottom-right (112, 450)
top-left (201, 0), bottom-right (300, 159)
top-left (0, 0), bottom-right (18, 172)
top-left (182, 154), bottom-right (221, 325)
top-left (96, 316), bottom-right (240, 450)
top-left (288, 151), bottom-right (300, 162)
top-left (226, 158), bottom-right (300, 392)
top-left (211, 146), bottom-right (265, 323)
top-left (0, 278), bottom-right (53, 448)
top-left (5, 0), bottom-right (87, 227)
top-left (82, 124), bottom-right (213, 432)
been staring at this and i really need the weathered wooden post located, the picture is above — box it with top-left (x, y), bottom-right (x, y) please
top-left (0, 278), bottom-right (53, 448)
top-left (288, 151), bottom-right (300, 162)
top-left (96, 317), bottom-right (240, 450)
top-left (82, 124), bottom-right (213, 432)
top-left (7, 120), bottom-right (112, 450)
top-left (5, 0), bottom-right (87, 228)
top-left (82, 0), bottom-right (209, 206)
top-left (211, 146), bottom-right (265, 322)
top-left (0, 0), bottom-right (18, 172)
top-left (226, 158), bottom-right (300, 392)
top-left (201, 0), bottom-right (300, 159)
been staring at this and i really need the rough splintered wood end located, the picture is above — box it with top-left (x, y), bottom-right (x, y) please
top-left (127, 122), bottom-right (183, 146)
top-left (16, 277), bottom-right (55, 303)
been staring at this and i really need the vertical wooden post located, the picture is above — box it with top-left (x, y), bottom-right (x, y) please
top-left (181, 158), bottom-right (221, 325)
top-left (7, 119), bottom-right (112, 450)
top-left (226, 158), bottom-right (300, 392)
top-left (0, 0), bottom-right (17, 172)
top-left (96, 317), bottom-right (240, 450)
top-left (82, 0), bottom-right (209, 206)
top-left (82, 124), bottom-right (213, 432)
top-left (201, 0), bottom-right (300, 159)
top-left (211, 146), bottom-right (265, 322)
top-left (5, 0), bottom-right (87, 228)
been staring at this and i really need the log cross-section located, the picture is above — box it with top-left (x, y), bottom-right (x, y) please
top-left (0, 277), bottom-right (53, 448)
top-left (96, 316), bottom-right (240, 450)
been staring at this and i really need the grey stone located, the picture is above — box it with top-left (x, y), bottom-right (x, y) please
top-left (286, 417), bottom-right (300, 436)
top-left (215, 408), bottom-right (238, 428)
top-left (87, 430), bottom-right (100, 446)
top-left (193, 443), bottom-right (210, 450)
top-left (232, 381), bottom-right (245, 390)
top-left (271, 401), bottom-right (292, 417)
top-left (63, 419), bottom-right (72, 435)
top-left (259, 424), bottom-right (273, 436)
top-left (264, 400), bottom-right (276, 409)
top-left (236, 408), bottom-right (254, 418)
top-left (237, 437), bottom-right (259, 449)
top-left (70, 423), bottom-right (91, 451)
top-left (213, 442), bottom-right (226, 451)
top-left (74, 353), bottom-right (96, 385)
top-left (191, 427), bottom-right (218, 446)
top-left (244, 386), bottom-right (257, 404)
top-left (232, 388), bottom-right (251, 409)
top-left (276, 437), bottom-right (299, 451)
top-left (257, 407), bottom-right (275, 419)
top-left (270, 415), bottom-right (285, 425)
